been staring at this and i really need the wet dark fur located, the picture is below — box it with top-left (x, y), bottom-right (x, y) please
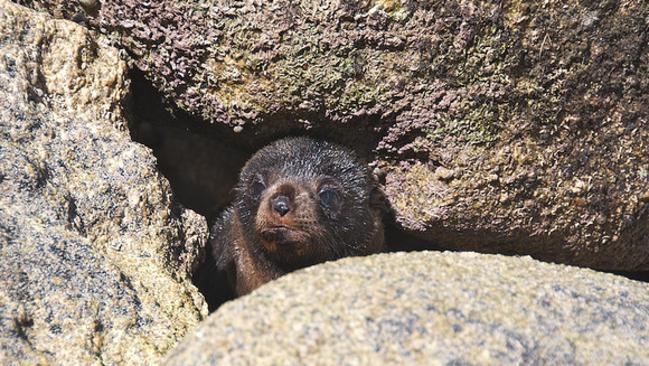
top-left (211, 137), bottom-right (386, 296)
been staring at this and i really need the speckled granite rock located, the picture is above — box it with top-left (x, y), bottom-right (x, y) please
top-left (0, 1), bottom-right (208, 364)
top-left (164, 251), bottom-right (649, 365)
top-left (19, 0), bottom-right (649, 270)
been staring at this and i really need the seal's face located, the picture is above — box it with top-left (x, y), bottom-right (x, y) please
top-left (252, 173), bottom-right (345, 267)
top-left (234, 137), bottom-right (384, 271)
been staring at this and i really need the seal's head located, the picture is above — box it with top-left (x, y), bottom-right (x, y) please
top-left (234, 137), bottom-right (384, 270)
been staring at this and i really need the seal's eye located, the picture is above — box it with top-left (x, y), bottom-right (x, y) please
top-left (250, 175), bottom-right (266, 199)
top-left (318, 189), bottom-right (338, 209)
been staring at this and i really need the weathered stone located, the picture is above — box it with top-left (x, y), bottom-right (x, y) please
top-left (164, 251), bottom-right (649, 365)
top-left (13, 0), bottom-right (79, 19)
top-left (0, 2), bottom-right (208, 364)
top-left (18, 0), bottom-right (649, 270)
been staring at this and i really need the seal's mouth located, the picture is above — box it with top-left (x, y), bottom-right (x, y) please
top-left (258, 225), bottom-right (308, 245)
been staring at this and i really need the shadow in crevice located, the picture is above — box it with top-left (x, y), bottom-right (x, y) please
top-left (192, 240), bottom-right (236, 312)
top-left (127, 70), bottom-right (251, 221)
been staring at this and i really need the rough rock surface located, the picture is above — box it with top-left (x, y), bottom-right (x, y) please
top-left (0, 2), bottom-right (208, 364)
top-left (19, 0), bottom-right (649, 270)
top-left (165, 251), bottom-right (649, 365)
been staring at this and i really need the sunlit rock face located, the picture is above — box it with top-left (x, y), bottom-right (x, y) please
top-left (0, 2), bottom-right (208, 364)
top-left (165, 251), bottom-right (649, 365)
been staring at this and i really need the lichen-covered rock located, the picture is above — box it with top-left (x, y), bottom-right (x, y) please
top-left (0, 2), bottom-right (208, 364)
top-left (164, 251), bottom-right (649, 365)
top-left (19, 0), bottom-right (649, 270)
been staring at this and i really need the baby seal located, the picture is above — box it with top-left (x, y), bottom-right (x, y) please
top-left (211, 136), bottom-right (385, 296)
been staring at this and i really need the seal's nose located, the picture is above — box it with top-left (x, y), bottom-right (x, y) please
top-left (271, 195), bottom-right (291, 216)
